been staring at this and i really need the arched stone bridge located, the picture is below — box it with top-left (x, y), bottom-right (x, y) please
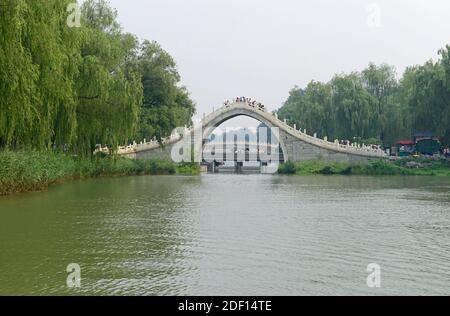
top-left (116, 101), bottom-right (387, 163)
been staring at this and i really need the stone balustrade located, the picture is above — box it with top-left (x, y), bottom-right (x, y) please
top-left (115, 101), bottom-right (387, 159)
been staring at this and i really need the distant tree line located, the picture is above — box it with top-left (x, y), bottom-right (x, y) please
top-left (277, 47), bottom-right (450, 147)
top-left (0, 0), bottom-right (195, 155)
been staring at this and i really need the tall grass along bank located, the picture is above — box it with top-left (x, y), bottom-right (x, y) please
top-left (278, 159), bottom-right (450, 176)
top-left (0, 151), bottom-right (200, 196)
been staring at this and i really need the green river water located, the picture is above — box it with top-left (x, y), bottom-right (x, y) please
top-left (1, 174), bottom-right (449, 295)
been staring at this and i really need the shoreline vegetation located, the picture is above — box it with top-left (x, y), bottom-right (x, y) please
top-left (0, 0), bottom-right (195, 156)
top-left (277, 159), bottom-right (450, 176)
top-left (0, 150), bottom-right (200, 196)
top-left (276, 49), bottom-right (450, 149)
top-left (1, 0), bottom-right (450, 197)
top-left (2, 150), bottom-right (450, 197)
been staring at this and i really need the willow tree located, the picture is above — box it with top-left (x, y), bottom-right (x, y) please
top-left (439, 46), bottom-right (450, 145)
top-left (0, 0), bottom-right (35, 148)
top-left (0, 0), bottom-right (195, 154)
top-left (330, 74), bottom-right (374, 141)
top-left (277, 48), bottom-right (450, 147)
top-left (136, 40), bottom-right (196, 143)
top-left (0, 0), bottom-right (80, 149)
top-left (276, 87), bottom-right (306, 127)
top-left (401, 47), bottom-right (450, 146)
top-left (361, 63), bottom-right (398, 143)
top-left (74, 0), bottom-right (143, 155)
top-left (277, 82), bottom-right (333, 139)
top-left (303, 81), bottom-right (333, 138)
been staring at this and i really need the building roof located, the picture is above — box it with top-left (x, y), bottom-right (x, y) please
top-left (414, 132), bottom-right (436, 137)
top-left (397, 140), bottom-right (415, 145)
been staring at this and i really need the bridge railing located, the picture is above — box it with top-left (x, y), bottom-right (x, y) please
top-left (201, 102), bottom-right (387, 158)
top-left (115, 100), bottom-right (387, 158)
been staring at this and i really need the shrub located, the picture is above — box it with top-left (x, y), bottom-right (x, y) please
top-left (318, 166), bottom-right (334, 175)
top-left (0, 150), bottom-right (75, 195)
top-left (278, 161), bottom-right (297, 174)
top-left (176, 163), bottom-right (201, 175)
top-left (350, 160), bottom-right (412, 175)
top-left (147, 160), bottom-right (177, 175)
top-left (0, 150), bottom-right (189, 195)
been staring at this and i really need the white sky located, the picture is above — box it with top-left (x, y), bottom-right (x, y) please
top-left (102, 0), bottom-right (450, 123)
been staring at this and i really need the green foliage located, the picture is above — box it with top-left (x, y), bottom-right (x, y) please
top-left (136, 41), bottom-right (196, 143)
top-left (404, 47), bottom-right (450, 145)
top-left (393, 157), bottom-right (450, 176)
top-left (332, 73), bottom-right (373, 140)
top-left (362, 63), bottom-right (398, 143)
top-left (294, 160), bottom-right (350, 175)
top-left (0, 150), bottom-right (76, 195)
top-left (278, 161), bottom-right (297, 174)
top-left (350, 160), bottom-right (411, 176)
top-left (145, 160), bottom-right (177, 175)
top-left (0, 150), bottom-right (199, 195)
top-left (277, 48), bottom-right (450, 148)
top-left (74, 0), bottom-right (143, 155)
top-left (278, 159), bottom-right (450, 176)
top-left (176, 162), bottom-right (201, 175)
top-left (0, 0), bottom-right (80, 149)
top-left (0, 0), bottom-right (195, 154)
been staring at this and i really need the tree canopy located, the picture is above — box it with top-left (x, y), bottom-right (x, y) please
top-left (136, 40), bottom-right (196, 143)
top-left (277, 48), bottom-right (450, 147)
top-left (0, 0), bottom-right (195, 155)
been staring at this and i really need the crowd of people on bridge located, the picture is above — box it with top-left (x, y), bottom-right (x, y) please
top-left (444, 147), bottom-right (450, 158)
top-left (223, 97), bottom-right (266, 112)
top-left (339, 140), bottom-right (351, 146)
top-left (339, 139), bottom-right (381, 150)
top-left (221, 98), bottom-right (386, 152)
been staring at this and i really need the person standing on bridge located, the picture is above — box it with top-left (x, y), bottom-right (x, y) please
top-left (444, 147), bottom-right (450, 158)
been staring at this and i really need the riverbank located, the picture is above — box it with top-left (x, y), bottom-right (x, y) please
top-left (278, 159), bottom-right (450, 176)
top-left (0, 150), bottom-right (200, 196)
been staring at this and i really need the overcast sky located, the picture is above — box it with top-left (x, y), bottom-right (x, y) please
top-left (104, 0), bottom-right (450, 121)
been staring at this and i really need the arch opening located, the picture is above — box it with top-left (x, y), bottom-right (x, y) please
top-left (201, 114), bottom-right (286, 174)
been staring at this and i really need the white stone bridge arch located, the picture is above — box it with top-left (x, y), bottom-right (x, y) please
top-left (116, 101), bottom-right (387, 163)
top-left (200, 103), bottom-right (288, 162)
